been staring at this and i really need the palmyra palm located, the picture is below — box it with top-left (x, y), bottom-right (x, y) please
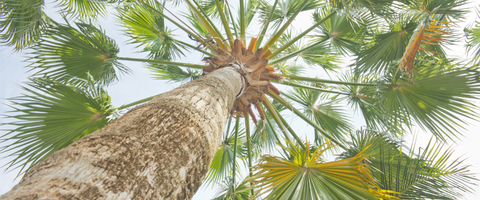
top-left (1, 0), bottom-right (479, 199)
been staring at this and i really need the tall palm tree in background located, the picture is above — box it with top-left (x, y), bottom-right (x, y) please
top-left (1, 0), bottom-right (479, 199)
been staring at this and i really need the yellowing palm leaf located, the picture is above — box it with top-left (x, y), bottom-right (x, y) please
top-left (249, 140), bottom-right (395, 200)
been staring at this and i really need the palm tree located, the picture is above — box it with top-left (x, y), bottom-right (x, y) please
top-left (1, 0), bottom-right (478, 199)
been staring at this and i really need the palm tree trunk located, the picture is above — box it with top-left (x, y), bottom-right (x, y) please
top-left (1, 67), bottom-right (242, 200)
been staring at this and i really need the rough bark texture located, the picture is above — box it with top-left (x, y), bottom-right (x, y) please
top-left (1, 68), bottom-right (242, 200)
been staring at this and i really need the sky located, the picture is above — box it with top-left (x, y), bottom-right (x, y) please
top-left (1, 0), bottom-right (480, 199)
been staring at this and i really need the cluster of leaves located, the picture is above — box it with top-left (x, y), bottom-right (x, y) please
top-left (1, 0), bottom-right (480, 199)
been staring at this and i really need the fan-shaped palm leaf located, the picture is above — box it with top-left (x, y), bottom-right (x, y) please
top-left (1, 78), bottom-right (115, 176)
top-left (0, 0), bottom-right (47, 50)
top-left (465, 6), bottom-right (480, 64)
top-left (344, 130), bottom-right (477, 199)
top-left (148, 64), bottom-right (201, 82)
top-left (283, 83), bottom-right (352, 142)
top-left (355, 19), bottom-right (417, 74)
top-left (204, 119), bottom-right (246, 186)
top-left (257, 0), bottom-right (323, 31)
top-left (312, 7), bottom-right (370, 55)
top-left (28, 21), bottom-right (129, 85)
top-left (249, 140), bottom-right (394, 200)
top-left (336, 72), bottom-right (409, 134)
top-left (184, 9), bottom-right (213, 39)
top-left (213, 179), bottom-right (252, 200)
top-left (57, 0), bottom-right (108, 20)
top-left (382, 70), bottom-right (479, 141)
top-left (117, 0), bottom-right (187, 60)
top-left (250, 119), bottom-right (279, 156)
top-left (270, 31), bottom-right (340, 72)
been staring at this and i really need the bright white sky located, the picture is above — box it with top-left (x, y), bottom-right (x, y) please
top-left (0, 1), bottom-right (479, 199)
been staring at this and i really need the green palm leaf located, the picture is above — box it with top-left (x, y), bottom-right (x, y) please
top-left (271, 31), bottom-right (339, 72)
top-left (283, 83), bottom-right (352, 142)
top-left (382, 70), bottom-right (480, 141)
top-left (213, 179), bottom-right (252, 200)
top-left (297, 42), bottom-right (340, 71)
top-left (355, 19), bottom-right (417, 74)
top-left (258, 0), bottom-right (323, 31)
top-left (184, 9), bottom-right (213, 39)
top-left (312, 7), bottom-right (370, 55)
top-left (117, 0), bottom-right (187, 60)
top-left (251, 119), bottom-right (279, 156)
top-left (465, 7), bottom-right (480, 64)
top-left (344, 130), bottom-right (477, 199)
top-left (238, 0), bottom-right (260, 37)
top-left (204, 120), bottom-right (246, 186)
top-left (0, 0), bottom-right (47, 50)
top-left (409, 0), bottom-right (467, 17)
top-left (148, 64), bottom-right (202, 82)
top-left (28, 21), bottom-right (129, 85)
top-left (336, 72), bottom-right (408, 133)
top-left (57, 0), bottom-right (108, 20)
top-left (1, 78), bottom-right (115, 176)
top-left (249, 140), bottom-right (392, 200)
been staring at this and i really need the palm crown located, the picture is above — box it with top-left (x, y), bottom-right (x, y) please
top-left (1, 0), bottom-right (479, 199)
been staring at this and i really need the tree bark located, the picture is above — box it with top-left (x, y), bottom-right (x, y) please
top-left (1, 68), bottom-right (242, 200)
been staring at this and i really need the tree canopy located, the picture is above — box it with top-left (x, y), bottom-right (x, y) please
top-left (1, 0), bottom-right (480, 199)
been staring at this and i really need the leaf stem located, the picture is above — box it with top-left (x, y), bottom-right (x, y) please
top-left (262, 0), bottom-right (309, 52)
top-left (186, 0), bottom-right (227, 49)
top-left (268, 11), bottom-right (336, 59)
top-left (141, 1), bottom-right (199, 42)
top-left (175, 39), bottom-right (216, 56)
top-left (232, 116), bottom-right (240, 189)
top-left (191, 0), bottom-right (227, 45)
top-left (117, 94), bottom-right (161, 110)
top-left (240, 0), bottom-right (245, 42)
top-left (269, 37), bottom-right (329, 65)
top-left (261, 97), bottom-right (291, 141)
top-left (255, 0), bottom-right (279, 50)
top-left (215, 0), bottom-right (235, 47)
top-left (273, 80), bottom-right (349, 95)
top-left (262, 95), bottom-right (305, 150)
top-left (268, 90), bottom-right (347, 150)
top-left (117, 57), bottom-right (205, 69)
top-left (245, 113), bottom-right (254, 196)
top-left (278, 74), bottom-right (377, 87)
top-left (225, 0), bottom-right (239, 39)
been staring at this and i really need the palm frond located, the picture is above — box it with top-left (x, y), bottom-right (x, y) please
top-left (147, 64), bottom-right (202, 82)
top-left (355, 19), bottom-right (417, 74)
top-left (1, 77), bottom-right (115, 176)
top-left (117, 0), bottom-right (187, 60)
top-left (283, 83), bottom-right (353, 141)
top-left (258, 0), bottom-right (323, 31)
top-left (465, 6), bottom-right (480, 64)
top-left (213, 178), bottom-right (252, 200)
top-left (28, 21), bottom-right (129, 85)
top-left (398, 17), bottom-right (451, 73)
top-left (184, 10), bottom-right (213, 39)
top-left (0, 0), bottom-right (47, 50)
top-left (344, 130), bottom-right (477, 199)
top-left (381, 70), bottom-right (480, 141)
top-left (312, 7), bottom-right (371, 55)
top-left (411, 0), bottom-right (468, 18)
top-left (249, 140), bottom-right (393, 200)
top-left (204, 121), bottom-right (246, 186)
top-left (238, 0), bottom-right (260, 40)
top-left (250, 119), bottom-right (279, 156)
top-left (335, 72), bottom-right (406, 133)
top-left (57, 0), bottom-right (108, 20)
